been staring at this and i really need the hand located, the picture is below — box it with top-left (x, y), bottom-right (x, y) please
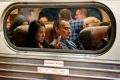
top-left (54, 36), bottom-right (62, 49)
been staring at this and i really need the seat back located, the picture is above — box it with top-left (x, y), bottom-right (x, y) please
top-left (44, 23), bottom-right (54, 43)
top-left (79, 26), bottom-right (109, 50)
top-left (13, 25), bottom-right (29, 47)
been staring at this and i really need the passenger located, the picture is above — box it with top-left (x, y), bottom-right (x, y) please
top-left (59, 8), bottom-right (83, 43)
top-left (20, 8), bottom-right (37, 24)
top-left (25, 20), bottom-right (53, 48)
top-left (51, 20), bottom-right (84, 50)
top-left (75, 8), bottom-right (88, 20)
top-left (75, 8), bottom-right (101, 28)
top-left (9, 8), bottom-right (36, 34)
top-left (39, 8), bottom-right (61, 23)
top-left (39, 11), bottom-right (49, 24)
top-left (59, 8), bottom-right (102, 49)
top-left (39, 16), bottom-right (48, 24)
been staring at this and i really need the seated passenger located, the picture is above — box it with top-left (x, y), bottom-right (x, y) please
top-left (59, 8), bottom-right (83, 43)
top-left (25, 20), bottom-right (53, 48)
top-left (51, 20), bottom-right (84, 50)
top-left (38, 14), bottom-right (53, 26)
top-left (39, 16), bottom-right (48, 24)
top-left (75, 8), bottom-right (101, 28)
top-left (20, 8), bottom-right (37, 24)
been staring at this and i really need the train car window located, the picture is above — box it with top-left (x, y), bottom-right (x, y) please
top-left (3, 2), bottom-right (116, 54)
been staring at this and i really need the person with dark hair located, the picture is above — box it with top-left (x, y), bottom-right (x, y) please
top-left (39, 16), bottom-right (48, 24)
top-left (38, 11), bottom-right (48, 24)
top-left (50, 20), bottom-right (62, 49)
top-left (51, 20), bottom-right (84, 50)
top-left (26, 20), bottom-right (53, 48)
top-left (20, 8), bottom-right (36, 24)
top-left (39, 8), bottom-right (61, 22)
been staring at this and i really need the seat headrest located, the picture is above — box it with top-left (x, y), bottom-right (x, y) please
top-left (79, 26), bottom-right (109, 50)
top-left (13, 25), bottom-right (29, 46)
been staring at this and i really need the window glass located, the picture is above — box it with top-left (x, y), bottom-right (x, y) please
top-left (4, 4), bottom-right (115, 53)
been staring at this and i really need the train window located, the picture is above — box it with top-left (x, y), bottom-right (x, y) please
top-left (3, 2), bottom-right (116, 54)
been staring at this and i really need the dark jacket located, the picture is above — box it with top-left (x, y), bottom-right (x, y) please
top-left (25, 40), bottom-right (54, 48)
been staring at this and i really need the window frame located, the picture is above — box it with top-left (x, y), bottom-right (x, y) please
top-left (2, 2), bottom-right (116, 55)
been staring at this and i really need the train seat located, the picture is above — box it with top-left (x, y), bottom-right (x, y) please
top-left (79, 26), bottom-right (109, 50)
top-left (13, 24), bottom-right (29, 46)
top-left (44, 22), bottom-right (54, 43)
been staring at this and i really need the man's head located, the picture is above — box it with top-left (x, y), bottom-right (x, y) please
top-left (75, 8), bottom-right (87, 20)
top-left (59, 9), bottom-right (72, 21)
top-left (55, 20), bottom-right (71, 40)
top-left (39, 17), bottom-right (48, 24)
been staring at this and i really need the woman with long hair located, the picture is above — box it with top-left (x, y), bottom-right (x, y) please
top-left (26, 20), bottom-right (53, 48)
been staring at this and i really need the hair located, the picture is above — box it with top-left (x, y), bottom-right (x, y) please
top-left (38, 11), bottom-right (47, 20)
top-left (39, 8), bottom-right (61, 22)
top-left (52, 20), bottom-right (67, 39)
top-left (52, 20), bottom-right (60, 38)
top-left (53, 20), bottom-right (60, 28)
top-left (26, 20), bottom-right (45, 47)
top-left (59, 8), bottom-right (72, 21)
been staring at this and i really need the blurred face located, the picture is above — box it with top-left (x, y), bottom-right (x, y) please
top-left (75, 10), bottom-right (83, 20)
top-left (35, 26), bottom-right (46, 43)
top-left (39, 17), bottom-right (48, 24)
top-left (27, 11), bottom-right (36, 23)
top-left (58, 20), bottom-right (71, 40)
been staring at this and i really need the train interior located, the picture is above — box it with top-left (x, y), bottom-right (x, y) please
top-left (6, 7), bottom-right (112, 50)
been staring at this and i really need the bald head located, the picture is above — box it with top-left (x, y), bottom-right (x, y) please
top-left (55, 20), bottom-right (71, 40)
top-left (60, 20), bottom-right (71, 28)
